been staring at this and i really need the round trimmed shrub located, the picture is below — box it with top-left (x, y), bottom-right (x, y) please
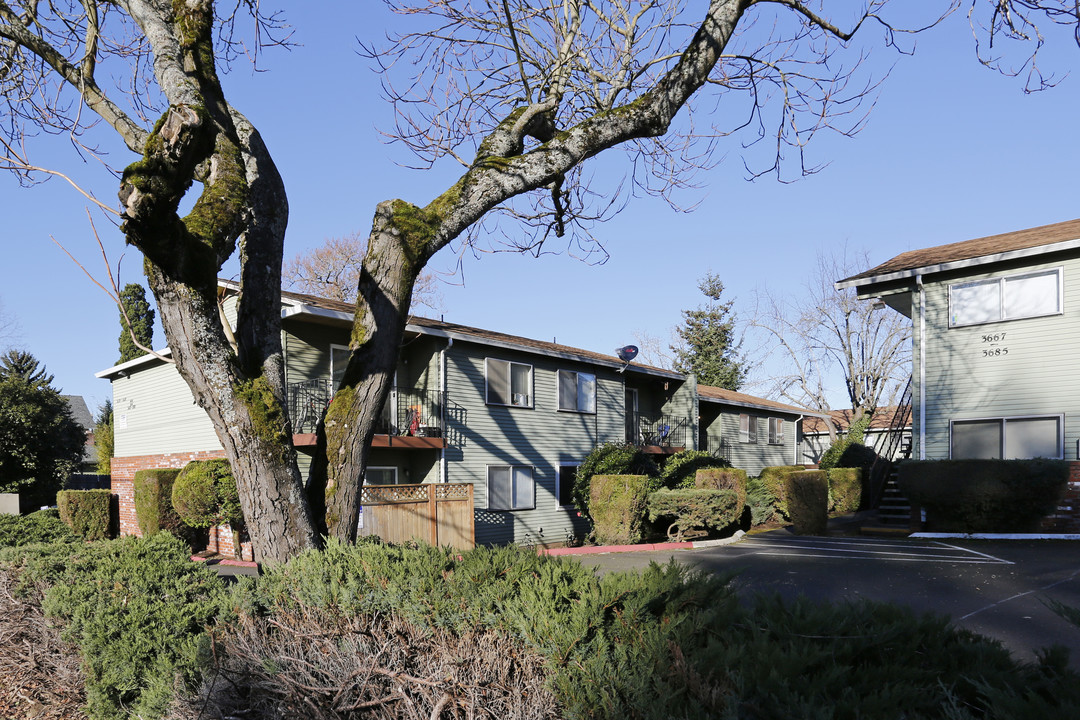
top-left (171, 459), bottom-right (242, 529)
top-left (660, 450), bottom-right (731, 489)
top-left (573, 443), bottom-right (659, 516)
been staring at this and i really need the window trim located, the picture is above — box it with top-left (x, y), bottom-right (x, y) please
top-left (768, 417), bottom-right (785, 445)
top-left (557, 369), bottom-right (597, 414)
top-left (739, 414), bottom-right (758, 443)
top-left (556, 463), bottom-right (580, 508)
top-left (948, 267), bottom-right (1063, 328)
top-left (949, 414), bottom-right (1064, 460)
top-left (364, 466), bottom-right (399, 486)
top-left (330, 343), bottom-right (351, 392)
top-left (485, 358), bottom-right (534, 408)
top-left (486, 464), bottom-right (536, 511)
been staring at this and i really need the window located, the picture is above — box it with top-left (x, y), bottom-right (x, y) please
top-left (768, 417), bottom-right (785, 445)
top-left (949, 268), bottom-right (1061, 327)
top-left (740, 414), bottom-right (757, 443)
top-left (486, 358), bottom-right (533, 407)
top-left (557, 465), bottom-right (578, 507)
top-left (365, 467), bottom-right (398, 485)
top-left (487, 465), bottom-right (535, 510)
top-left (558, 370), bottom-right (596, 413)
top-left (330, 344), bottom-right (351, 391)
top-left (951, 415), bottom-right (1063, 459)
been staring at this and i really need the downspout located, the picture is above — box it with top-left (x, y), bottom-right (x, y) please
top-left (439, 337), bottom-right (453, 483)
top-left (794, 415), bottom-right (804, 465)
top-left (917, 273), bottom-right (926, 460)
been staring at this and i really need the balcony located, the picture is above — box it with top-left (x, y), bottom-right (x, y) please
top-left (627, 414), bottom-right (688, 454)
top-left (288, 379), bottom-right (446, 449)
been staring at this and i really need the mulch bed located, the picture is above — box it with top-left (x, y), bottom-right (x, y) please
top-left (0, 570), bottom-right (87, 720)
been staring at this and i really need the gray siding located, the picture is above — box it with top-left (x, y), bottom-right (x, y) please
top-left (112, 361), bottom-right (221, 457)
top-left (702, 406), bottom-right (800, 475)
top-left (918, 255), bottom-right (1080, 460)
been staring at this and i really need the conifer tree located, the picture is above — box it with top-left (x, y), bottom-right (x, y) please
top-left (672, 274), bottom-right (745, 390)
top-left (95, 400), bottom-right (114, 475)
top-left (118, 283), bottom-right (155, 363)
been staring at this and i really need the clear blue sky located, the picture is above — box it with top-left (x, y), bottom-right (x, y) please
top-left (2, 4), bottom-right (1078, 415)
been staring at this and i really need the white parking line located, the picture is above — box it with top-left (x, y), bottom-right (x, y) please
top-left (739, 536), bottom-right (1013, 564)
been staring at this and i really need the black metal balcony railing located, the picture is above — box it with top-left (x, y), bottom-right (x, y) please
top-left (287, 379), bottom-right (445, 438)
top-left (627, 414), bottom-right (688, 448)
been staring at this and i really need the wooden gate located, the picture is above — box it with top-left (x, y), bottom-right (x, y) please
top-left (358, 483), bottom-right (474, 550)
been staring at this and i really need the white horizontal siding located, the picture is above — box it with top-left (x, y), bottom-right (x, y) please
top-left (112, 362), bottom-right (221, 456)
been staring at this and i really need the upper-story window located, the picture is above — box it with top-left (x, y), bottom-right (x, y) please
top-left (486, 358), bottom-right (533, 407)
top-left (740, 414), bottom-right (757, 443)
top-left (949, 268), bottom-right (1062, 327)
top-left (557, 370), bottom-right (596, 413)
top-left (768, 417), bottom-right (785, 445)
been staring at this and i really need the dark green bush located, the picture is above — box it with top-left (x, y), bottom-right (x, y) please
top-left (819, 415), bottom-right (871, 471)
top-left (133, 468), bottom-right (183, 537)
top-left (647, 488), bottom-right (740, 540)
top-left (589, 474), bottom-right (653, 545)
top-left (746, 477), bottom-right (777, 526)
top-left (573, 443), bottom-right (658, 516)
top-left (56, 489), bottom-right (113, 541)
top-left (785, 470), bottom-right (828, 535)
top-left (695, 466), bottom-right (747, 511)
top-left (660, 449), bottom-right (730, 489)
top-left (758, 465), bottom-right (805, 519)
top-left (828, 467), bottom-right (862, 513)
top-left (899, 459), bottom-right (1069, 533)
top-left (171, 459), bottom-right (242, 529)
top-left (0, 508), bottom-right (74, 547)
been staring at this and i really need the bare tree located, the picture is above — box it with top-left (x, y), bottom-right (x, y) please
top-left (0, 299), bottom-right (18, 351)
top-left (284, 232), bottom-right (442, 311)
top-left (1, 1), bottom-right (1075, 562)
top-left (751, 248), bottom-right (912, 439)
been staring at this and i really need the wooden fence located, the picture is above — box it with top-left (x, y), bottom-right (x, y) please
top-left (358, 483), bottom-right (474, 550)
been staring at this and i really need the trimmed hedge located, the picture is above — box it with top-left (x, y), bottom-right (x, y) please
top-left (785, 470), bottom-right (828, 535)
top-left (660, 450), bottom-right (730, 489)
top-left (133, 468), bottom-right (183, 537)
top-left (746, 477), bottom-right (777, 526)
top-left (573, 443), bottom-right (659, 516)
top-left (589, 474), bottom-right (652, 545)
top-left (0, 508), bottom-right (75, 547)
top-left (898, 459), bottom-right (1069, 533)
top-left (828, 467), bottom-right (862, 513)
top-left (647, 488), bottom-right (741, 540)
top-left (695, 467), bottom-right (747, 511)
top-left (759, 465), bottom-right (805, 519)
top-left (172, 459), bottom-right (242, 529)
top-left (57, 489), bottom-right (113, 541)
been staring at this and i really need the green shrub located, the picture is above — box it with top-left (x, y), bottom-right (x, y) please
top-left (746, 477), bottom-right (777, 526)
top-left (785, 470), bottom-right (828, 535)
top-left (819, 415), bottom-right (871, 471)
top-left (0, 508), bottom-right (75, 547)
top-left (56, 489), bottom-right (113, 541)
top-left (589, 474), bottom-right (653, 545)
top-left (659, 449), bottom-right (730, 489)
top-left (647, 488), bottom-right (741, 540)
top-left (828, 467), bottom-right (862, 513)
top-left (758, 465), bottom-right (805, 518)
top-left (133, 468), bottom-right (183, 536)
top-left (171, 459), bottom-right (242, 529)
top-left (899, 459), bottom-right (1069, 532)
top-left (573, 443), bottom-right (659, 516)
top-left (694, 467), bottom-right (747, 511)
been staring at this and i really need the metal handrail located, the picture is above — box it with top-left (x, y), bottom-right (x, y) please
top-left (867, 378), bottom-right (913, 508)
top-left (287, 379), bottom-right (445, 438)
top-left (630, 414), bottom-right (689, 448)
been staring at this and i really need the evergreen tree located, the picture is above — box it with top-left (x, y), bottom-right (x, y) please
top-left (0, 351), bottom-right (85, 503)
top-left (95, 400), bottom-right (115, 475)
top-left (671, 274), bottom-right (745, 390)
top-left (118, 283), bottom-right (155, 363)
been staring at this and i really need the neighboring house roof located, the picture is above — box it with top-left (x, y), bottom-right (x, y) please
top-left (697, 385), bottom-right (825, 418)
top-left (802, 406), bottom-right (911, 435)
top-left (837, 217), bottom-right (1080, 288)
top-left (62, 395), bottom-right (94, 431)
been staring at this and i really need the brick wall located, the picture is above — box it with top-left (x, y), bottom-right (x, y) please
top-left (110, 450), bottom-right (257, 561)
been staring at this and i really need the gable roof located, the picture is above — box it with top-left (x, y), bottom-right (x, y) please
top-left (837, 217), bottom-right (1080, 288)
top-left (802, 406), bottom-right (910, 435)
top-left (62, 395), bottom-right (94, 431)
top-left (697, 385), bottom-right (824, 417)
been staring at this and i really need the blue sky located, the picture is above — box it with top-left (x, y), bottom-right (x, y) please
top-left (2, 4), bottom-right (1078, 415)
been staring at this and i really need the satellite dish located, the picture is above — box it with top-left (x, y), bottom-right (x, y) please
top-left (616, 345), bottom-right (639, 363)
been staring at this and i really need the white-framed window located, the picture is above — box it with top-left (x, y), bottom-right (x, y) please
top-left (768, 417), bottom-right (785, 445)
top-left (557, 370), bottom-right (596, 413)
top-left (330, 343), bottom-right (351, 391)
top-left (487, 465), bottom-right (535, 510)
top-left (557, 464), bottom-right (580, 507)
top-left (950, 415), bottom-right (1063, 460)
top-left (486, 358), bottom-right (533, 407)
top-left (365, 467), bottom-right (399, 486)
top-left (740, 414), bottom-right (757, 443)
top-left (949, 268), bottom-right (1062, 327)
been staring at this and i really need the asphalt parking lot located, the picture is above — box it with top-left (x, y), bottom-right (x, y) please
top-left (573, 531), bottom-right (1080, 665)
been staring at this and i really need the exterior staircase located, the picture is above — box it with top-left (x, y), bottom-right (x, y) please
top-left (861, 381), bottom-right (914, 535)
